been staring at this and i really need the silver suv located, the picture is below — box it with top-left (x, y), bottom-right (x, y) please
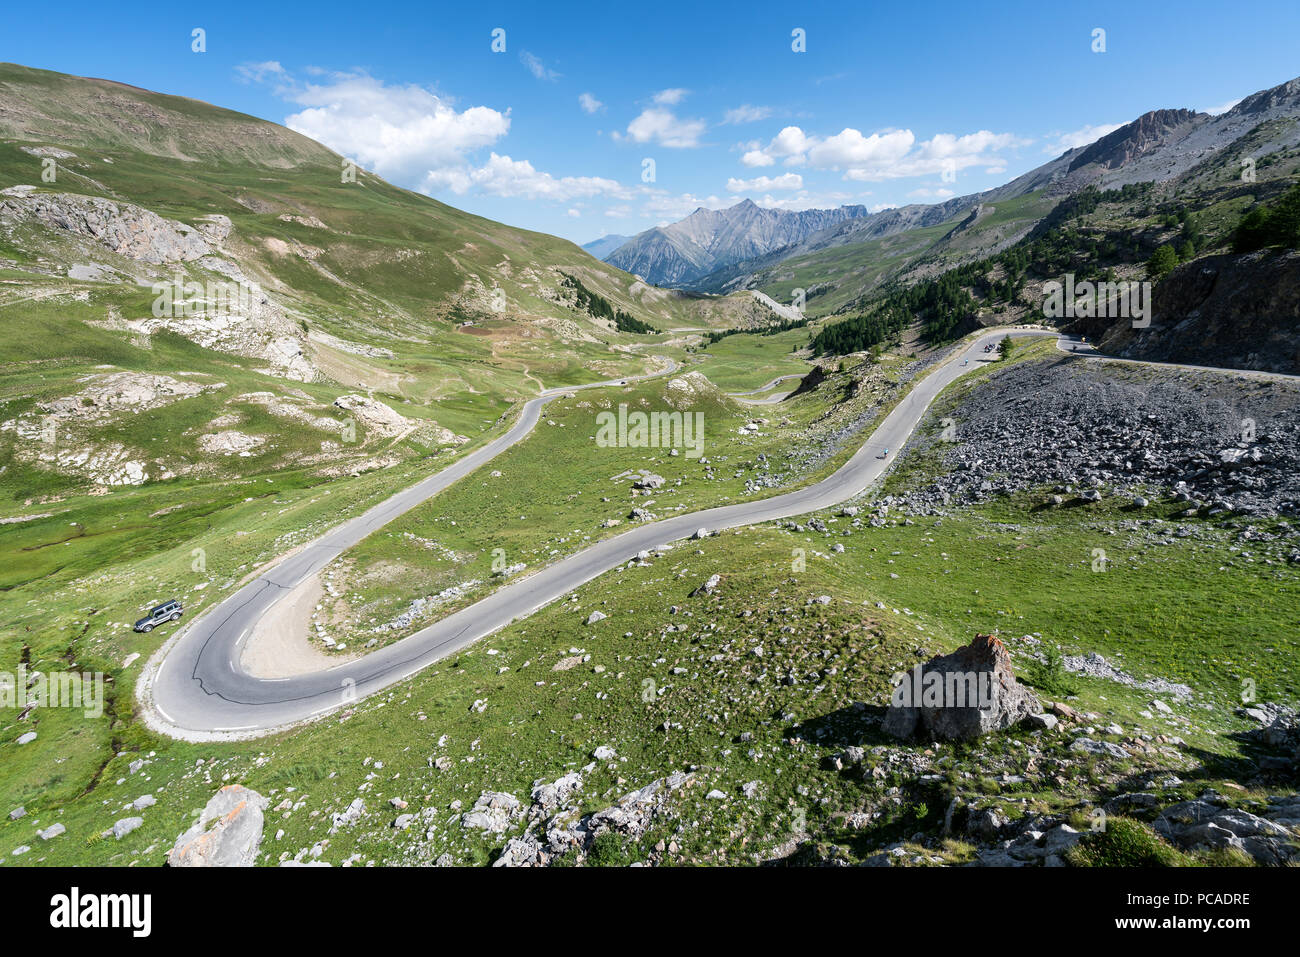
top-left (134, 599), bottom-right (183, 633)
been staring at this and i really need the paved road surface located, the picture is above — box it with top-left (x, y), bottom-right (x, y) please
top-left (728, 373), bottom-right (802, 405)
top-left (139, 329), bottom-right (1124, 737)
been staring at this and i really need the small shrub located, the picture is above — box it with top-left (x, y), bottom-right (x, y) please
top-left (1066, 817), bottom-right (1191, 867)
top-left (585, 831), bottom-right (632, 867)
top-left (1022, 649), bottom-right (1080, 698)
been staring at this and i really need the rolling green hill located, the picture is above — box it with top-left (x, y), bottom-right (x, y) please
top-left (0, 62), bottom-right (782, 508)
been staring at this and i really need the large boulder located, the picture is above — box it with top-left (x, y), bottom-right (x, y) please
top-left (167, 785), bottom-right (268, 867)
top-left (883, 634), bottom-right (1041, 742)
top-left (461, 791), bottom-right (522, 834)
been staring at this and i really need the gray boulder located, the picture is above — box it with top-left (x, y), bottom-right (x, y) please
top-left (690, 574), bottom-right (721, 597)
top-left (462, 791), bottom-right (522, 833)
top-left (883, 634), bottom-right (1041, 742)
top-left (167, 785), bottom-right (268, 867)
top-left (111, 816), bottom-right (143, 840)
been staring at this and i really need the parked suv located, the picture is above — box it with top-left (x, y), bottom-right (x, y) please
top-left (134, 599), bottom-right (183, 633)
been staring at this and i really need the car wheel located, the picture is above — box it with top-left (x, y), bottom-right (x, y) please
top-left (170, 613), bottom-right (180, 621)
top-left (142, 623), bottom-right (153, 632)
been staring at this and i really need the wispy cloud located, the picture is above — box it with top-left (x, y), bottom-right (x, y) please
top-left (722, 104), bottom-right (773, 125)
top-left (652, 88), bottom-right (689, 105)
top-left (578, 92), bottom-right (604, 114)
top-left (426, 153), bottom-right (633, 201)
top-left (234, 61), bottom-right (287, 84)
top-left (1041, 122), bottom-right (1125, 155)
top-left (520, 51), bottom-right (560, 82)
top-left (1202, 97), bottom-right (1242, 116)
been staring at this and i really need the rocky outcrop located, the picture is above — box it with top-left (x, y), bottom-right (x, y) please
top-left (787, 364), bottom-right (828, 399)
top-left (461, 791), bottom-right (522, 834)
top-left (37, 371), bottom-right (216, 421)
top-left (0, 191), bottom-right (211, 264)
top-left (197, 430), bottom-right (265, 456)
top-left (937, 790), bottom-right (1300, 867)
top-left (167, 785), bottom-right (268, 867)
top-left (0, 371), bottom-right (225, 486)
top-left (332, 394), bottom-right (411, 440)
top-left (663, 371), bottom-right (726, 410)
top-left (1068, 109), bottom-right (1203, 173)
top-left (883, 634), bottom-right (1041, 742)
top-left (1152, 794), bottom-right (1299, 865)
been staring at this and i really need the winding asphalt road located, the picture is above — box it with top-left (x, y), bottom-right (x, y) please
top-left (729, 374), bottom-right (802, 405)
top-left (143, 328), bottom-right (1054, 738)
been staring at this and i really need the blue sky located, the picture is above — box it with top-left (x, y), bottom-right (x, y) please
top-left (4, 0), bottom-right (1299, 244)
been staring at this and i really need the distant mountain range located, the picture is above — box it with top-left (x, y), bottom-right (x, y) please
top-left (595, 75), bottom-right (1300, 298)
top-left (581, 234), bottom-right (632, 260)
top-left (599, 199), bottom-right (870, 286)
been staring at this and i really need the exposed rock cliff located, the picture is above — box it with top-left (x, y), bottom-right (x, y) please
top-left (1084, 250), bottom-right (1300, 374)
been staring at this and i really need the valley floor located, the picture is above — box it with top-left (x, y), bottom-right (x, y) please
top-left (2, 335), bottom-right (1298, 867)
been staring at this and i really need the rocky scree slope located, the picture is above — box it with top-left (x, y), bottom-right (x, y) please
top-left (888, 355), bottom-right (1300, 519)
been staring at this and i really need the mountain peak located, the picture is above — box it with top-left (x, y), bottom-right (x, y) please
top-left (1068, 108), bottom-right (1202, 172)
top-left (1233, 75), bottom-right (1300, 115)
top-left (604, 201), bottom-right (870, 286)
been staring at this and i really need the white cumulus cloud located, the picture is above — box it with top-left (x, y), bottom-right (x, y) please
top-left (282, 71), bottom-right (510, 182)
top-left (426, 153), bottom-right (632, 201)
top-left (742, 123), bottom-right (1029, 182)
top-left (726, 173), bottom-right (804, 192)
top-left (620, 107), bottom-right (706, 148)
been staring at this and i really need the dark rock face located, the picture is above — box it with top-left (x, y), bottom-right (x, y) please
top-left (787, 364), bottom-right (828, 399)
top-left (1104, 250), bottom-right (1300, 375)
top-left (883, 634), bottom-right (1041, 742)
top-left (1152, 797), bottom-right (1298, 865)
